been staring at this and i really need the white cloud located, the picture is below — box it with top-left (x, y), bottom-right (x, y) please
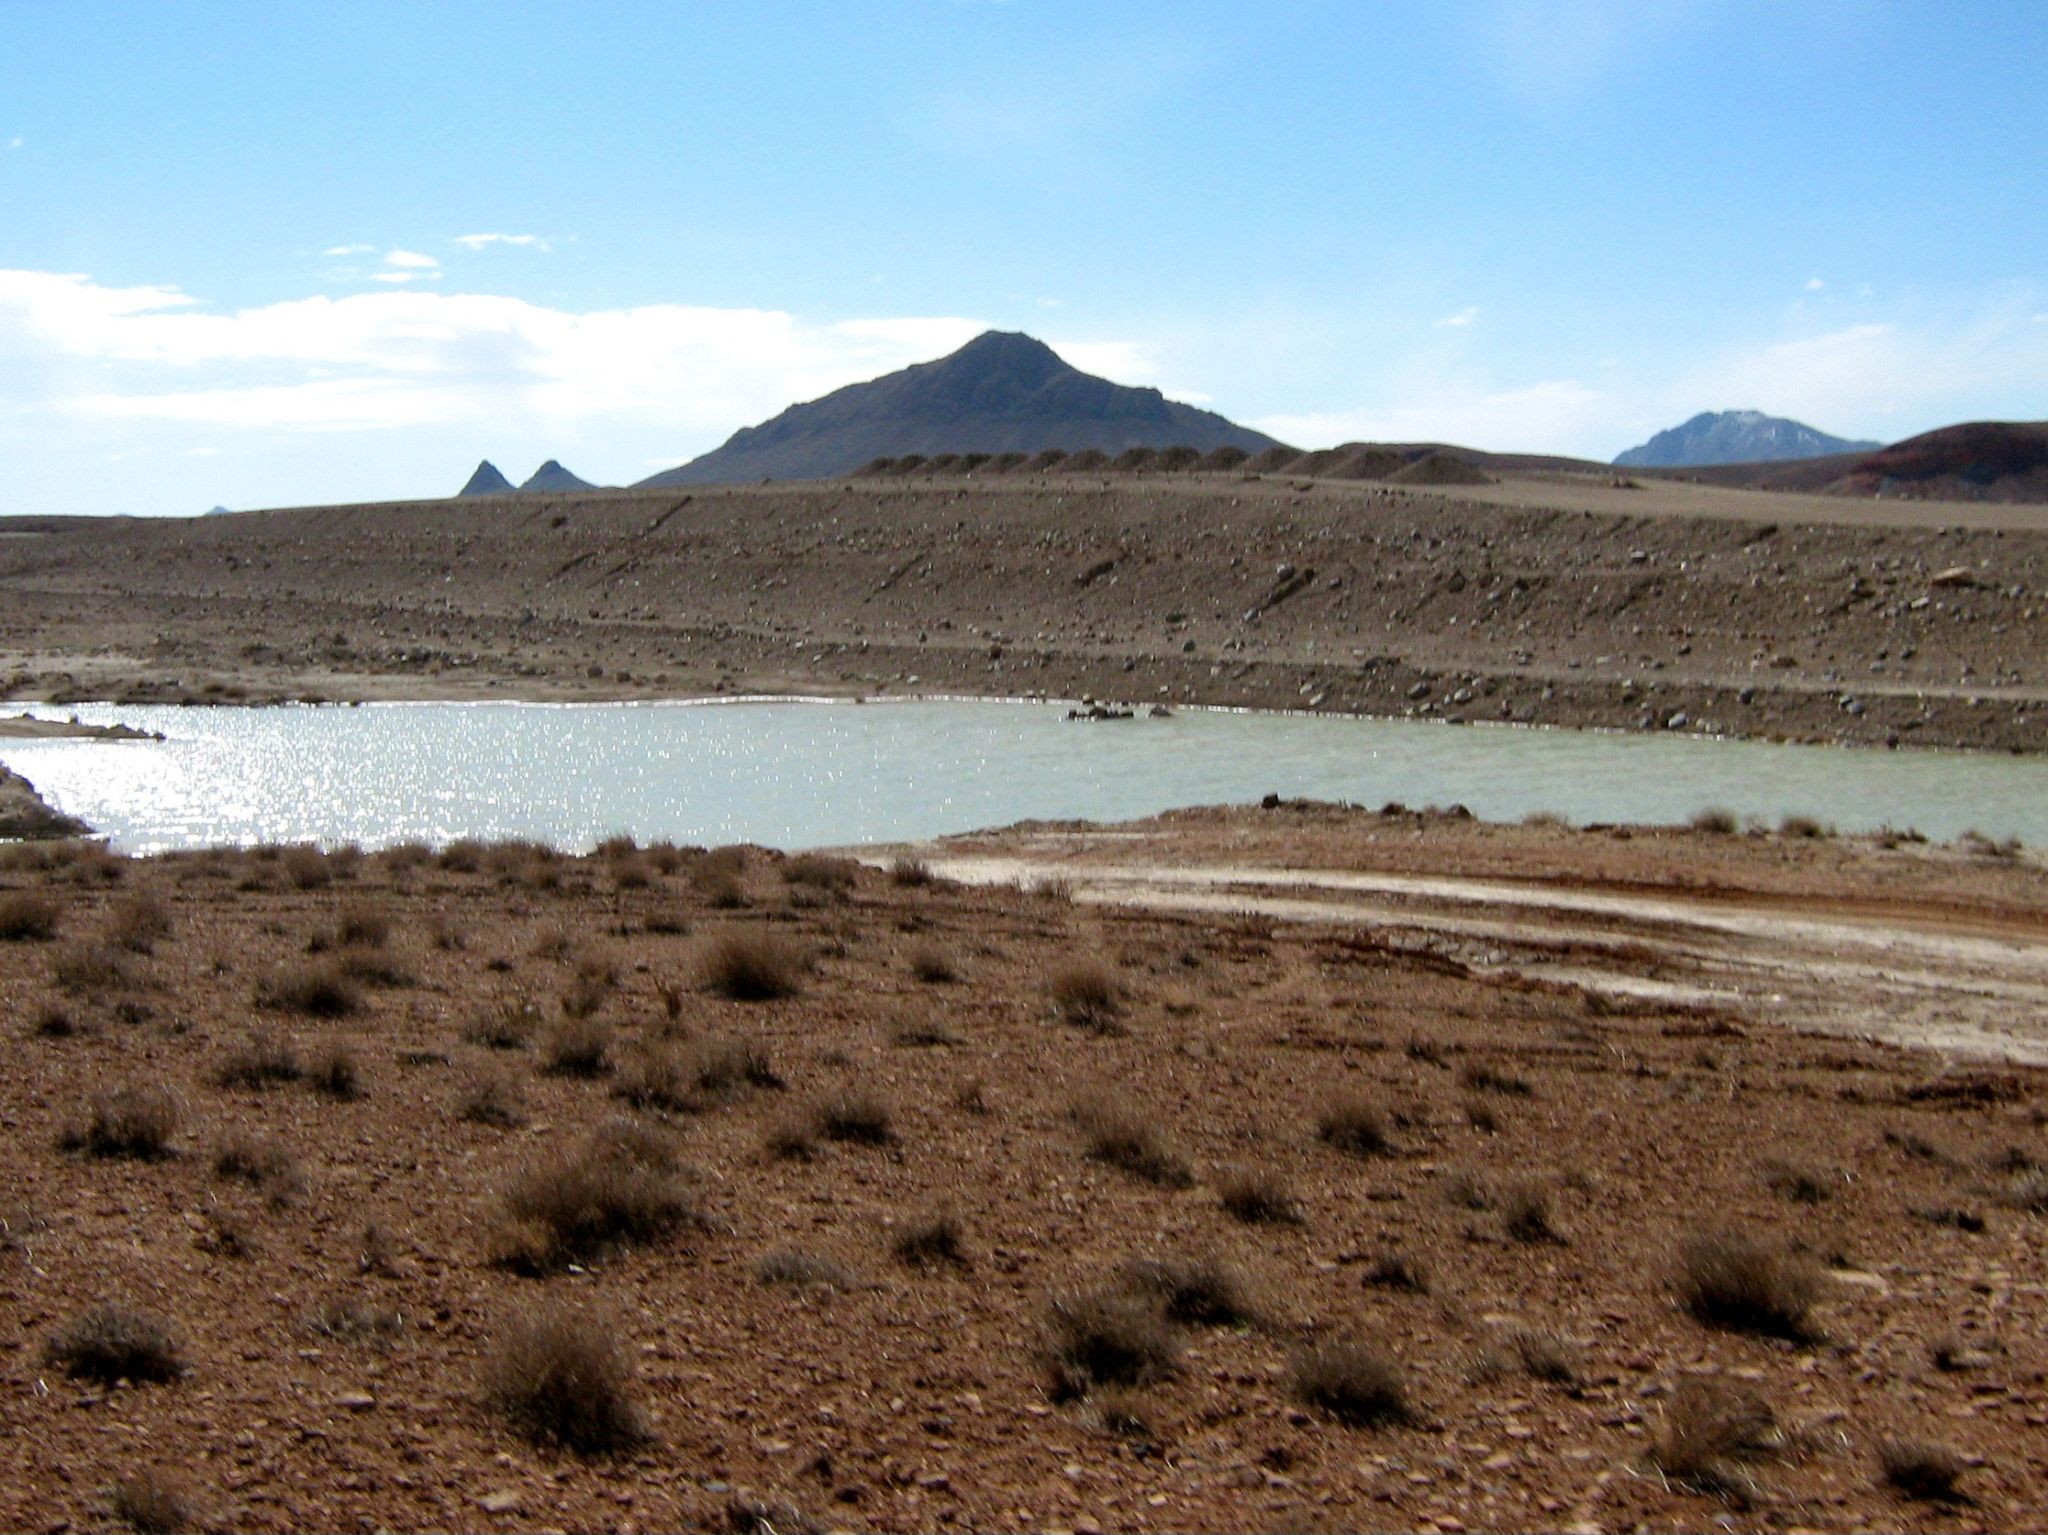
top-left (381, 249), bottom-right (440, 270)
top-left (0, 268), bottom-right (1160, 442)
top-left (454, 233), bottom-right (550, 252)
top-left (1257, 379), bottom-right (1610, 454)
top-left (1804, 277), bottom-right (1826, 292)
top-left (321, 244), bottom-right (375, 257)
top-left (1434, 306), bottom-right (1481, 328)
top-left (7, 137), bottom-right (22, 151)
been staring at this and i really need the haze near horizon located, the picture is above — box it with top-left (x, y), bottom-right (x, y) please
top-left (2, 0), bottom-right (2043, 516)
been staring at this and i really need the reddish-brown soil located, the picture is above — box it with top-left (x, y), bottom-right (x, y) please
top-left (2, 470), bottom-right (2042, 753)
top-left (3, 818), bottom-right (2044, 1532)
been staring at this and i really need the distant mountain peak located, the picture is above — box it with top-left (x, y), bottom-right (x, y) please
top-left (457, 460), bottom-right (514, 497)
top-left (636, 330), bottom-right (1281, 486)
top-left (519, 460), bottom-right (598, 493)
top-left (1616, 410), bottom-right (1879, 468)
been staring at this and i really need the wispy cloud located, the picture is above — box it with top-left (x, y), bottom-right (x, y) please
top-left (454, 232), bottom-right (551, 252)
top-left (6, 137), bottom-right (22, 151)
top-left (1434, 306), bottom-right (1481, 328)
top-left (381, 249), bottom-right (440, 270)
top-left (320, 244), bottom-right (375, 258)
top-left (1804, 277), bottom-right (1826, 292)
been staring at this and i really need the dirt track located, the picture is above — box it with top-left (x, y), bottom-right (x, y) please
top-left (2, 470), bottom-right (2043, 752)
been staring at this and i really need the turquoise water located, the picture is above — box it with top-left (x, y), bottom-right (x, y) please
top-left (3, 698), bottom-right (2044, 854)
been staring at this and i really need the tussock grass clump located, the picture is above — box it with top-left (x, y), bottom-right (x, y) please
top-left (108, 1469), bottom-right (198, 1535)
top-left (1690, 806), bottom-right (1740, 834)
top-left (906, 940), bottom-right (959, 983)
top-left (1505, 1326), bottom-right (1579, 1385)
top-left (816, 1089), bottom-right (895, 1145)
top-left (47, 1303), bottom-right (184, 1383)
top-left (695, 927), bottom-right (806, 1000)
top-left (619, 1034), bottom-right (781, 1112)
top-left (0, 891), bottom-right (62, 941)
top-left (460, 1068), bottom-right (528, 1128)
top-left (1762, 1157), bottom-right (1837, 1204)
top-left (217, 1030), bottom-right (303, 1088)
top-left (305, 1296), bottom-right (403, 1348)
top-left (333, 899), bottom-right (390, 948)
top-left (256, 959), bottom-right (359, 1017)
top-left (1317, 1094), bottom-right (1392, 1156)
top-left (1779, 813), bottom-right (1829, 839)
top-left (62, 1081), bottom-right (179, 1159)
top-left (1459, 1061), bottom-right (1535, 1098)
top-left (213, 1133), bottom-right (301, 1201)
top-left (1121, 1252), bottom-right (1260, 1327)
top-left (1072, 1094), bottom-right (1192, 1187)
top-left (685, 1032), bottom-right (782, 1096)
top-left (756, 1247), bottom-right (861, 1289)
top-left (1677, 1228), bottom-right (1825, 1340)
top-left (489, 1122), bottom-right (700, 1272)
top-left (465, 997), bottom-right (540, 1050)
top-left (784, 852), bottom-right (860, 891)
top-left (1500, 1178), bottom-right (1564, 1244)
top-left (51, 940), bottom-right (134, 995)
top-left (486, 1302), bottom-right (648, 1455)
top-left (1045, 1288), bottom-right (1181, 1398)
top-left (1877, 1437), bottom-right (1967, 1502)
top-left (892, 1209), bottom-right (968, 1269)
top-left (1360, 1249), bottom-right (1431, 1294)
top-left (888, 855), bottom-right (934, 886)
top-left (1217, 1166), bottom-right (1303, 1226)
top-left (106, 892), bottom-right (172, 953)
top-left (543, 1014), bottom-right (613, 1077)
top-left (306, 1039), bottom-right (363, 1100)
top-left (1652, 1376), bottom-right (1780, 1498)
top-left (1047, 957), bottom-right (1124, 1032)
top-left (1289, 1339), bottom-right (1410, 1427)
top-left (281, 844), bottom-right (336, 889)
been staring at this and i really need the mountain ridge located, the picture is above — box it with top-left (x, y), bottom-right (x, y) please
top-left (1616, 410), bottom-right (1879, 468)
top-left (637, 330), bottom-right (1283, 486)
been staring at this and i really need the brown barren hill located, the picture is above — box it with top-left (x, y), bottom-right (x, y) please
top-left (0, 469), bottom-right (2042, 751)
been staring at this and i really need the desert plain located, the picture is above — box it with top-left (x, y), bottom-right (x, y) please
top-left (0, 466), bottom-right (2044, 1533)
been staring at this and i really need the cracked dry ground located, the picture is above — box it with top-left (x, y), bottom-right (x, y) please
top-left (1, 825), bottom-right (2043, 1533)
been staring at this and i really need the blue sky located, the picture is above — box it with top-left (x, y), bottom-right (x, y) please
top-left (2, 0), bottom-right (2043, 516)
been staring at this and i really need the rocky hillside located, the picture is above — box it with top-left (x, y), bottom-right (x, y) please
top-left (638, 330), bottom-right (1283, 486)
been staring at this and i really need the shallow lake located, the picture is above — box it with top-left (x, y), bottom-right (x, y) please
top-left (3, 697), bottom-right (2045, 854)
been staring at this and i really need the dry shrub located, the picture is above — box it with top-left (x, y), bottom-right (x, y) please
top-left (465, 997), bottom-right (540, 1050)
top-left (646, 840), bottom-right (685, 876)
top-left (756, 1247), bottom-right (860, 1289)
top-left (687, 1032), bottom-right (782, 1096)
top-left (1505, 1326), bottom-right (1578, 1385)
top-left (213, 1133), bottom-right (301, 1201)
top-left (696, 928), bottom-right (806, 1000)
top-left (691, 844), bottom-right (750, 906)
top-left (489, 1122), bottom-right (700, 1272)
top-left (63, 1081), bottom-right (179, 1159)
top-left (1218, 1166), bottom-right (1303, 1226)
top-left (1500, 1179), bottom-right (1563, 1244)
top-left (543, 1014), bottom-right (613, 1076)
top-left (1691, 806), bottom-right (1739, 834)
top-left (1652, 1376), bottom-right (1780, 1498)
top-left (1459, 1061), bottom-right (1535, 1098)
top-left (485, 1301), bottom-right (647, 1454)
top-left (892, 1209), bottom-right (967, 1269)
top-left (1317, 1094), bottom-right (1392, 1156)
top-left (333, 899), bottom-right (390, 948)
top-left (1762, 1157), bottom-right (1836, 1204)
top-left (784, 852), bottom-right (860, 891)
top-left (108, 1469), bottom-right (198, 1534)
top-left (1877, 1437), bottom-right (1967, 1502)
top-left (1045, 1288), bottom-right (1180, 1398)
top-left (106, 892), bottom-right (172, 953)
top-left (217, 1030), bottom-right (303, 1088)
top-left (557, 971), bottom-right (609, 1022)
top-left (426, 912), bottom-right (464, 950)
top-left (1360, 1250), bottom-right (1431, 1294)
top-left (1442, 1168), bottom-right (1491, 1210)
top-left (764, 1112), bottom-right (818, 1161)
top-left (906, 940), bottom-right (959, 983)
top-left (47, 1303), bottom-right (184, 1383)
top-left (460, 1067), bottom-right (528, 1128)
top-left (305, 1296), bottom-right (403, 1348)
top-left (306, 1039), bottom-right (363, 1100)
top-left (888, 856), bottom-right (933, 886)
top-left (610, 855), bottom-right (651, 891)
top-left (52, 940), bottom-right (134, 995)
top-left (1121, 1252), bottom-right (1260, 1327)
top-left (1073, 1095), bottom-right (1191, 1187)
top-left (1779, 814), bottom-right (1828, 839)
top-left (1048, 957), bottom-right (1124, 1032)
top-left (1677, 1228), bottom-right (1824, 1340)
top-left (816, 1089), bottom-right (894, 1145)
top-left (1289, 1339), bottom-right (1410, 1426)
top-left (256, 959), bottom-right (359, 1017)
top-left (281, 844), bottom-right (335, 889)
